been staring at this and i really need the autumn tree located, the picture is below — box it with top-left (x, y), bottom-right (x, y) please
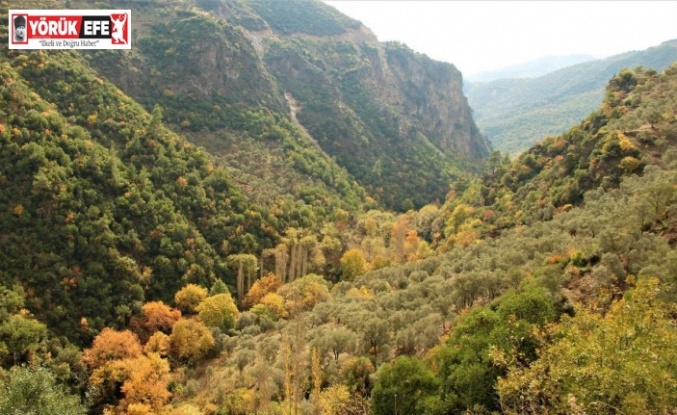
top-left (169, 318), bottom-right (215, 363)
top-left (195, 292), bottom-right (239, 330)
top-left (272, 243), bottom-right (290, 283)
top-left (254, 292), bottom-right (288, 320)
top-left (83, 328), bottom-right (143, 370)
top-left (144, 332), bottom-right (170, 356)
top-left (311, 348), bottom-right (322, 415)
top-left (282, 317), bottom-right (307, 415)
top-left (130, 301), bottom-right (181, 342)
top-left (174, 284), bottom-right (208, 315)
top-left (339, 248), bottom-right (367, 280)
top-left (83, 329), bottom-right (174, 413)
top-left (320, 385), bottom-right (351, 415)
top-left (390, 214), bottom-right (411, 263)
top-left (243, 273), bottom-right (282, 307)
top-left (278, 274), bottom-right (331, 315)
top-left (119, 353), bottom-right (172, 413)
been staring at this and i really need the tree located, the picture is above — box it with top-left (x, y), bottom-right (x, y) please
top-left (144, 332), bottom-right (170, 356)
top-left (0, 314), bottom-right (48, 367)
top-left (195, 293), bottom-right (239, 330)
top-left (119, 353), bottom-right (172, 412)
top-left (273, 243), bottom-right (290, 283)
top-left (340, 356), bottom-right (375, 396)
top-left (339, 248), bottom-right (367, 280)
top-left (282, 317), bottom-right (306, 415)
top-left (498, 278), bottom-right (677, 415)
top-left (169, 318), bottom-right (215, 363)
top-left (174, 284), bottom-right (208, 314)
top-left (326, 326), bottom-right (357, 361)
top-left (243, 273), bottom-right (282, 307)
top-left (256, 292), bottom-right (288, 320)
top-left (227, 254), bottom-right (258, 306)
top-left (320, 384), bottom-right (351, 415)
top-left (82, 328), bottom-right (143, 370)
top-left (209, 279), bottom-right (229, 296)
top-left (130, 301), bottom-right (181, 342)
top-left (0, 365), bottom-right (86, 415)
top-left (311, 348), bottom-right (322, 415)
top-left (358, 316), bottom-right (389, 359)
top-left (278, 274), bottom-right (331, 315)
top-left (390, 215), bottom-right (411, 263)
top-left (370, 356), bottom-right (440, 415)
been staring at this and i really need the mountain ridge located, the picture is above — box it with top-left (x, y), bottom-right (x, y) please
top-left (466, 53), bottom-right (596, 83)
top-left (466, 38), bottom-right (677, 154)
top-left (86, 0), bottom-right (490, 210)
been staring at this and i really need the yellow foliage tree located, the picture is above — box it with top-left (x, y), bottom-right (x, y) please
top-left (169, 318), bottom-right (215, 363)
top-left (257, 292), bottom-right (288, 319)
top-left (320, 385), bottom-right (351, 415)
top-left (174, 284), bottom-right (208, 314)
top-left (278, 274), bottom-right (331, 314)
top-left (195, 293), bottom-right (239, 330)
top-left (339, 249), bottom-right (367, 280)
top-left (498, 278), bottom-right (677, 415)
top-left (144, 332), bottom-right (170, 356)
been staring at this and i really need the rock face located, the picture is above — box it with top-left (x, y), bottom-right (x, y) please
top-left (92, 13), bottom-right (286, 115)
top-left (91, 0), bottom-right (490, 210)
top-left (384, 43), bottom-right (487, 159)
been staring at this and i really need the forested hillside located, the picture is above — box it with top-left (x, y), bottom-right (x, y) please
top-left (86, 0), bottom-right (489, 211)
top-left (1, 1), bottom-right (677, 415)
top-left (467, 39), bottom-right (677, 154)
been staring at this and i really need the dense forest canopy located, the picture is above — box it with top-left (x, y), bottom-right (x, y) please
top-left (1, 1), bottom-right (676, 415)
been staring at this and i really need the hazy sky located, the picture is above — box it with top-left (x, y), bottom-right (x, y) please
top-left (324, 1), bottom-right (677, 76)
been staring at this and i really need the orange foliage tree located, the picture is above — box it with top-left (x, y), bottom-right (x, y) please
top-left (83, 328), bottom-right (142, 370)
top-left (119, 353), bottom-right (171, 412)
top-left (243, 273), bottom-right (283, 307)
top-left (84, 329), bottom-right (172, 414)
top-left (130, 301), bottom-right (181, 342)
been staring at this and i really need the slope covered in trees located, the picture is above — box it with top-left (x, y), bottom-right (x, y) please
top-left (467, 39), bottom-right (677, 154)
top-left (84, 0), bottom-right (489, 211)
top-left (0, 49), bottom-right (282, 342)
top-left (2, 2), bottom-right (677, 415)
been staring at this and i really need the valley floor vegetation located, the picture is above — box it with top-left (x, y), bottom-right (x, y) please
top-left (1, 3), bottom-right (677, 415)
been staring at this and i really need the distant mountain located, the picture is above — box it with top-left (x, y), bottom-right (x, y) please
top-left (466, 54), bottom-right (596, 83)
top-left (466, 39), bottom-right (677, 155)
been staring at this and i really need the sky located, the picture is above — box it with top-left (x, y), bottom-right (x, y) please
top-left (324, 1), bottom-right (677, 76)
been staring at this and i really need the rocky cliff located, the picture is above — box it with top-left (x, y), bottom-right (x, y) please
top-left (89, 0), bottom-right (489, 210)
